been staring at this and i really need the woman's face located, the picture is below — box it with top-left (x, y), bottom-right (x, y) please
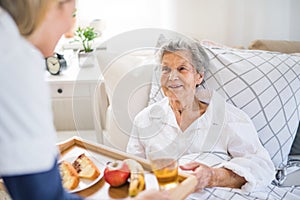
top-left (160, 50), bottom-right (204, 101)
top-left (30, 0), bottom-right (76, 56)
top-left (50, 0), bottom-right (76, 35)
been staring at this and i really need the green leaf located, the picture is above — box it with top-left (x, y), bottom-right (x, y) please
top-left (75, 26), bottom-right (98, 52)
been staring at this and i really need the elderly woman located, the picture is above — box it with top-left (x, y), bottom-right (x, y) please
top-left (126, 38), bottom-right (275, 193)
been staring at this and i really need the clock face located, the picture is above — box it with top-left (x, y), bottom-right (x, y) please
top-left (46, 56), bottom-right (60, 75)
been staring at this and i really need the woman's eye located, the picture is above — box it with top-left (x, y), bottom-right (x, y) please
top-left (178, 66), bottom-right (188, 71)
top-left (161, 66), bottom-right (171, 73)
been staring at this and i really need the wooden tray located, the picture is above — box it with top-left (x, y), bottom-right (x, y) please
top-left (58, 136), bottom-right (197, 199)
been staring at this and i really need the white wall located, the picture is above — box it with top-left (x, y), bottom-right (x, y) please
top-left (289, 0), bottom-right (300, 40)
top-left (77, 0), bottom-right (300, 48)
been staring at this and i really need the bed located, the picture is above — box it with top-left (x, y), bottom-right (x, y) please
top-left (97, 32), bottom-right (300, 199)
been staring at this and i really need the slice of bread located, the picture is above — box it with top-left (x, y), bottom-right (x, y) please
top-left (59, 160), bottom-right (80, 190)
top-left (72, 153), bottom-right (100, 180)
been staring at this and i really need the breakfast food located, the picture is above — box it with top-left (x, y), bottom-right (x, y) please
top-left (124, 159), bottom-right (145, 197)
top-left (104, 160), bottom-right (130, 187)
top-left (59, 160), bottom-right (80, 190)
top-left (103, 159), bottom-right (145, 197)
top-left (72, 153), bottom-right (100, 180)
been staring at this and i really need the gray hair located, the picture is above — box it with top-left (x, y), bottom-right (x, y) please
top-left (156, 38), bottom-right (209, 74)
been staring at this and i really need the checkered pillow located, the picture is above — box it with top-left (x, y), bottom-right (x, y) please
top-left (148, 46), bottom-right (300, 169)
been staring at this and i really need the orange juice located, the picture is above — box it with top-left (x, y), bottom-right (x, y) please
top-left (151, 158), bottom-right (178, 190)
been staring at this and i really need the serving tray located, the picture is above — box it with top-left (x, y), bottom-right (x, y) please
top-left (58, 136), bottom-right (197, 199)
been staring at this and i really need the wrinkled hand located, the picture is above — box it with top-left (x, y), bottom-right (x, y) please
top-left (180, 162), bottom-right (214, 191)
top-left (133, 189), bottom-right (171, 200)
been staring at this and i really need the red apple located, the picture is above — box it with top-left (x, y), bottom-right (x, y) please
top-left (104, 160), bottom-right (130, 187)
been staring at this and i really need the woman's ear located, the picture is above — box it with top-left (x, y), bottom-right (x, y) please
top-left (196, 72), bottom-right (204, 85)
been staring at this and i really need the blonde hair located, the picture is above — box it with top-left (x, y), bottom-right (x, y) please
top-left (0, 0), bottom-right (51, 36)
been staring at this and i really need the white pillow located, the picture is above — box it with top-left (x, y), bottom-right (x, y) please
top-left (148, 45), bottom-right (300, 169)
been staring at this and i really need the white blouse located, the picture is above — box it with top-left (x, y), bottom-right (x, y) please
top-left (127, 91), bottom-right (275, 192)
top-left (0, 8), bottom-right (58, 176)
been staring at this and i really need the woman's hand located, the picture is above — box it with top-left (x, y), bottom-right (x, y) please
top-left (180, 161), bottom-right (246, 191)
top-left (180, 162), bottom-right (214, 191)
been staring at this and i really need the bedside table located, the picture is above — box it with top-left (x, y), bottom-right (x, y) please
top-left (45, 50), bottom-right (104, 143)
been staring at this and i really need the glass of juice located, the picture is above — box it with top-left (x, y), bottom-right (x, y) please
top-left (147, 142), bottom-right (179, 190)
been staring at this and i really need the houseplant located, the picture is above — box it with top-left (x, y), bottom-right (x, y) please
top-left (75, 26), bottom-right (98, 67)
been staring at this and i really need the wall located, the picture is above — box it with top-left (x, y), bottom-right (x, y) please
top-left (289, 0), bottom-right (300, 40)
top-left (76, 0), bottom-right (300, 48)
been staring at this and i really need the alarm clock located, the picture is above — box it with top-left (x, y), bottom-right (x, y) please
top-left (45, 53), bottom-right (67, 75)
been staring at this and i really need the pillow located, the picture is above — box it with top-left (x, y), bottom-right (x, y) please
top-left (148, 45), bottom-right (300, 169)
top-left (204, 46), bottom-right (300, 169)
top-left (248, 40), bottom-right (300, 54)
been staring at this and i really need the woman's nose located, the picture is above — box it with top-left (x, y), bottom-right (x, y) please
top-left (168, 70), bottom-right (179, 80)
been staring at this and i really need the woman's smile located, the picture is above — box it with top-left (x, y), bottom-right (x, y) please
top-left (168, 83), bottom-right (183, 89)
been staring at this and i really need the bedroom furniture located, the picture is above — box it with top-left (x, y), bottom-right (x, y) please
top-left (100, 46), bottom-right (300, 160)
top-left (45, 50), bottom-right (104, 143)
top-left (248, 40), bottom-right (300, 54)
top-left (96, 37), bottom-right (300, 198)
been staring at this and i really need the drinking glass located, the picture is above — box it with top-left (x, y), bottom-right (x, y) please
top-left (147, 142), bottom-right (179, 190)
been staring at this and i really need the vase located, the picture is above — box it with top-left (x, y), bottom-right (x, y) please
top-left (78, 49), bottom-right (97, 68)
